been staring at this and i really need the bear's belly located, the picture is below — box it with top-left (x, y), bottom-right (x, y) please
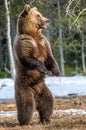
top-left (15, 69), bottom-right (45, 88)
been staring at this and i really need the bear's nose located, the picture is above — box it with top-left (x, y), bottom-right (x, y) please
top-left (46, 19), bottom-right (50, 23)
top-left (43, 17), bottom-right (50, 23)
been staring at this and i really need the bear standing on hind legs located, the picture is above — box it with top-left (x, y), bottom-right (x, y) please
top-left (13, 4), bottom-right (60, 126)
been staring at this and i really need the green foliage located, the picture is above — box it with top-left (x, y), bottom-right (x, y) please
top-left (0, 71), bottom-right (11, 78)
top-left (65, 64), bottom-right (75, 76)
top-left (0, 0), bottom-right (86, 77)
top-left (65, 64), bottom-right (82, 76)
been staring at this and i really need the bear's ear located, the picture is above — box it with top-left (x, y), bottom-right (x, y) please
top-left (33, 7), bottom-right (38, 11)
top-left (24, 4), bottom-right (31, 13)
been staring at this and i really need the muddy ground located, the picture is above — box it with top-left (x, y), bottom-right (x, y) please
top-left (0, 96), bottom-right (86, 130)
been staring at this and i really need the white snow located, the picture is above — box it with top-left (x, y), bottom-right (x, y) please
top-left (53, 109), bottom-right (86, 115)
top-left (45, 76), bottom-right (86, 97)
top-left (0, 110), bottom-right (16, 117)
top-left (0, 78), bottom-right (14, 101)
top-left (0, 76), bottom-right (86, 101)
top-left (0, 109), bottom-right (86, 117)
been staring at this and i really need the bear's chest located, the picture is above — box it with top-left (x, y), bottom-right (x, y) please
top-left (33, 40), bottom-right (47, 62)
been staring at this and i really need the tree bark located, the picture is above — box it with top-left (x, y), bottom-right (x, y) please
top-left (80, 31), bottom-right (86, 74)
top-left (11, 16), bottom-right (16, 44)
top-left (0, 40), bottom-right (3, 70)
top-left (57, 0), bottom-right (65, 76)
top-left (4, 0), bottom-right (15, 79)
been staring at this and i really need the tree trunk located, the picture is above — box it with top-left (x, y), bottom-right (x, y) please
top-left (57, 0), bottom-right (65, 76)
top-left (46, 27), bottom-right (50, 42)
top-left (0, 40), bottom-right (3, 70)
top-left (83, 0), bottom-right (86, 4)
top-left (80, 31), bottom-right (86, 74)
top-left (11, 16), bottom-right (17, 44)
top-left (4, 0), bottom-right (15, 79)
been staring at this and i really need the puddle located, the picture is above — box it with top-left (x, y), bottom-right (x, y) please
top-left (0, 109), bottom-right (86, 117)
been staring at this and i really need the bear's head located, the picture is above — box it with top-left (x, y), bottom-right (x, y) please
top-left (17, 4), bottom-right (49, 36)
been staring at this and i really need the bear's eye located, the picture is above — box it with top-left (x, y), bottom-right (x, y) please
top-left (36, 15), bottom-right (40, 18)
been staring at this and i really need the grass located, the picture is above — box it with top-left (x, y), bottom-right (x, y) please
top-left (0, 114), bottom-right (86, 130)
top-left (0, 96), bottom-right (86, 130)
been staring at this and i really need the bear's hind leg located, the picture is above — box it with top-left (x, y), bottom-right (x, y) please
top-left (16, 92), bottom-right (35, 126)
top-left (37, 85), bottom-right (53, 124)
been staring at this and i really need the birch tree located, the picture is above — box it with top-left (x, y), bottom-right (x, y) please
top-left (5, 0), bottom-right (15, 79)
top-left (66, 0), bottom-right (86, 74)
top-left (80, 31), bottom-right (86, 74)
top-left (57, 0), bottom-right (65, 76)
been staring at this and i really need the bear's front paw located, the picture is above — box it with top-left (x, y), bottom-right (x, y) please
top-left (51, 68), bottom-right (60, 76)
top-left (37, 67), bottom-right (50, 74)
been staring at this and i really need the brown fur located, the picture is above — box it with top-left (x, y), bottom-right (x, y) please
top-left (13, 4), bottom-right (60, 126)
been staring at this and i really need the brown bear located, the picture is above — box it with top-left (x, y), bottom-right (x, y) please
top-left (13, 4), bottom-right (60, 126)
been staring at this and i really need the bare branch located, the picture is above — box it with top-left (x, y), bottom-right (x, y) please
top-left (71, 8), bottom-right (86, 28)
top-left (29, 0), bottom-right (36, 5)
top-left (66, 0), bottom-right (80, 17)
top-left (66, 0), bottom-right (75, 16)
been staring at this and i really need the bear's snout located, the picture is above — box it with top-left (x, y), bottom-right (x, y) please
top-left (40, 18), bottom-right (49, 29)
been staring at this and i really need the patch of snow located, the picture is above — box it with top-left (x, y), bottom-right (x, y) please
top-left (0, 109), bottom-right (86, 117)
top-left (0, 78), bottom-right (14, 101)
top-left (53, 109), bottom-right (86, 115)
top-left (0, 110), bottom-right (16, 117)
top-left (45, 76), bottom-right (86, 97)
top-left (0, 76), bottom-right (86, 101)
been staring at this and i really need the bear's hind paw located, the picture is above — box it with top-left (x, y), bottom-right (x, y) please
top-left (39, 119), bottom-right (50, 125)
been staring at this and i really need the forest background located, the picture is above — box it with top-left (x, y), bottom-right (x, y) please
top-left (0, 0), bottom-right (86, 78)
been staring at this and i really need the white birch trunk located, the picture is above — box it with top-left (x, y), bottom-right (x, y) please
top-left (57, 0), bottom-right (65, 76)
top-left (5, 0), bottom-right (15, 79)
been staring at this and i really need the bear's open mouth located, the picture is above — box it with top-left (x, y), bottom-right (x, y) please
top-left (41, 20), bottom-right (49, 29)
top-left (42, 22), bottom-right (49, 29)
top-left (38, 19), bottom-right (49, 29)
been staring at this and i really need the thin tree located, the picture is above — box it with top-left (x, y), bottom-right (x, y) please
top-left (57, 0), bottom-right (65, 76)
top-left (66, 0), bottom-right (86, 74)
top-left (80, 31), bottom-right (86, 74)
top-left (4, 0), bottom-right (15, 79)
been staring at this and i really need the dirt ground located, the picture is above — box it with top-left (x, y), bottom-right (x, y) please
top-left (0, 96), bottom-right (86, 130)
